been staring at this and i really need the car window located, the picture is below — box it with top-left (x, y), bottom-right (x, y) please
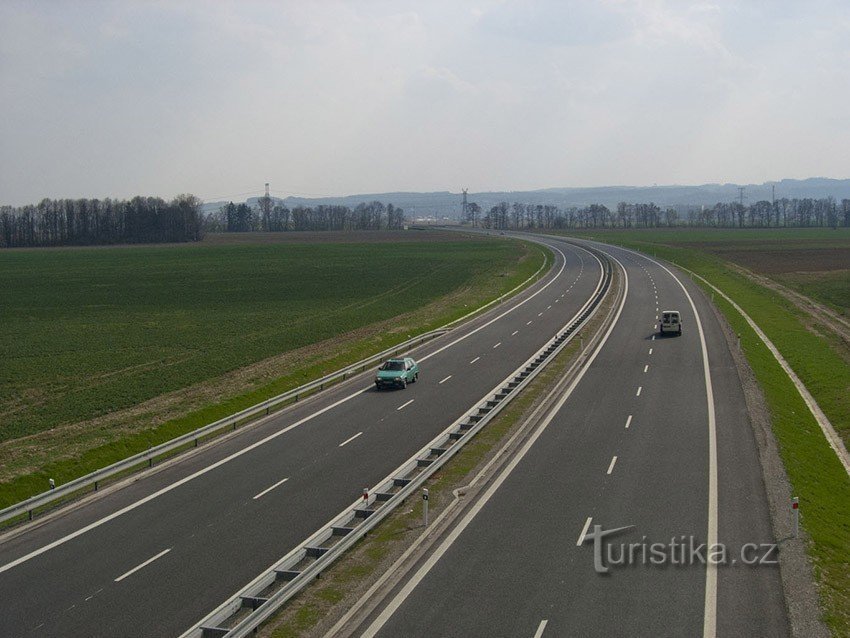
top-left (382, 361), bottom-right (405, 371)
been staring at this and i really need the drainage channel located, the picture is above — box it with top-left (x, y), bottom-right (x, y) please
top-left (183, 244), bottom-right (613, 638)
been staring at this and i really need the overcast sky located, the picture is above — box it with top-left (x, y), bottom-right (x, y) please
top-left (1, 1), bottom-right (848, 205)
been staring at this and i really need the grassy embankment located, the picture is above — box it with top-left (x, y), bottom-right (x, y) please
top-left (0, 234), bottom-right (547, 509)
top-left (557, 228), bottom-right (849, 634)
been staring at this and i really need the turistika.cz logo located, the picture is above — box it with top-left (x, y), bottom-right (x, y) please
top-left (581, 524), bottom-right (779, 574)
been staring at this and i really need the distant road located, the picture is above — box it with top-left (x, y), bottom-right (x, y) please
top-left (350, 236), bottom-right (787, 637)
top-left (0, 236), bottom-right (602, 637)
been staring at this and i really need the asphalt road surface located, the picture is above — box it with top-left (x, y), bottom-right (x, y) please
top-left (0, 236), bottom-right (604, 637)
top-left (355, 238), bottom-right (787, 638)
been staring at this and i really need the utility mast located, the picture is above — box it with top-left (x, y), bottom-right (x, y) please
top-left (738, 186), bottom-right (745, 207)
top-left (265, 183), bottom-right (270, 198)
top-left (462, 188), bottom-right (468, 224)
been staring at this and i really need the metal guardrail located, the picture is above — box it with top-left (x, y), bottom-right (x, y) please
top-left (1, 241), bottom-right (551, 526)
top-left (180, 245), bottom-right (613, 638)
top-left (0, 330), bottom-right (450, 526)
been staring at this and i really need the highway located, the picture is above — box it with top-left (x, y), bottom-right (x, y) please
top-left (346, 238), bottom-right (788, 637)
top-left (0, 236), bottom-right (604, 637)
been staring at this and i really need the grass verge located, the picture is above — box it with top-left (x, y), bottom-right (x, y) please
top-left (0, 239), bottom-right (549, 510)
top-left (558, 232), bottom-right (849, 636)
top-left (257, 261), bottom-right (618, 638)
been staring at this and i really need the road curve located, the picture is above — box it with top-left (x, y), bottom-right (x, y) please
top-left (0, 236), bottom-right (602, 637)
top-left (349, 237), bottom-right (787, 638)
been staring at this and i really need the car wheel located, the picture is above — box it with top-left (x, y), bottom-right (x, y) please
top-left (375, 382), bottom-right (381, 390)
top-left (413, 372), bottom-right (419, 383)
top-left (401, 378), bottom-right (407, 389)
top-left (678, 327), bottom-right (682, 335)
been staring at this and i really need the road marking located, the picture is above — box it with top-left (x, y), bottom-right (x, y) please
top-left (115, 548), bottom-right (171, 582)
top-left (338, 432), bottom-right (363, 447)
top-left (555, 298), bottom-right (559, 303)
top-left (649, 348), bottom-right (653, 355)
top-left (493, 342), bottom-right (502, 349)
top-left (651, 334), bottom-right (656, 340)
top-left (527, 320), bottom-right (533, 325)
top-left (397, 399), bottom-right (414, 411)
top-left (636, 386), bottom-right (642, 396)
top-left (538, 312), bottom-right (543, 317)
top-left (469, 356), bottom-right (480, 364)
top-left (511, 330), bottom-right (519, 336)
top-left (547, 305), bottom-right (552, 310)
top-left (534, 620), bottom-right (549, 638)
top-left (625, 414), bottom-right (633, 429)
top-left (357, 254), bottom-right (628, 638)
top-left (577, 517), bottom-right (593, 546)
top-left (0, 385), bottom-right (372, 576)
top-left (439, 375), bottom-right (452, 384)
top-left (253, 477), bottom-right (290, 499)
top-left (644, 364), bottom-right (649, 373)
top-left (655, 315), bottom-right (658, 320)
top-left (621, 247), bottom-right (719, 638)
top-left (607, 456), bottom-right (618, 475)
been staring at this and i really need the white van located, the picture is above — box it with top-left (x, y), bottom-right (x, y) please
top-left (659, 310), bottom-right (682, 336)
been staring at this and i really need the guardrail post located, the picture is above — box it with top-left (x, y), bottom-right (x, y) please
top-left (94, 481), bottom-right (98, 491)
top-left (28, 510), bottom-right (32, 521)
top-left (422, 488), bottom-right (429, 526)
top-left (792, 497), bottom-right (799, 537)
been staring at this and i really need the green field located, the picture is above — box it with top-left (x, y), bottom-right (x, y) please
top-left (0, 233), bottom-right (544, 505)
top-left (554, 227), bottom-right (850, 634)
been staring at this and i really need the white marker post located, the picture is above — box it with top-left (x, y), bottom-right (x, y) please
top-left (49, 478), bottom-right (55, 490)
top-left (362, 488), bottom-right (368, 504)
top-left (792, 497), bottom-right (799, 537)
top-left (422, 488), bottom-right (429, 527)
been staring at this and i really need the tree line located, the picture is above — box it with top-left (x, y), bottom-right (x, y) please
top-left (465, 197), bottom-right (850, 229)
top-left (203, 198), bottom-right (406, 233)
top-left (0, 195), bottom-right (204, 248)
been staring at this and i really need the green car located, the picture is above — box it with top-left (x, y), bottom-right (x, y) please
top-left (375, 357), bottom-right (419, 390)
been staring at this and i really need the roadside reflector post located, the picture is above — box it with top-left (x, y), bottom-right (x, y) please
top-left (49, 478), bottom-right (55, 490)
top-left (362, 488), bottom-right (369, 503)
top-left (422, 488), bottom-right (429, 527)
top-left (737, 333), bottom-right (741, 349)
top-left (792, 497), bottom-right (799, 537)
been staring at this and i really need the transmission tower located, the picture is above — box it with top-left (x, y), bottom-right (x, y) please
top-left (737, 186), bottom-right (745, 207)
top-left (462, 188), bottom-right (468, 223)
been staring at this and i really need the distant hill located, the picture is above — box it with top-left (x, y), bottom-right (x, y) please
top-left (201, 178), bottom-right (850, 220)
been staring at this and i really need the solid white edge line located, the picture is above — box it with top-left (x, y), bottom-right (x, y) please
top-left (438, 375), bottom-right (452, 384)
top-left (339, 432), bottom-right (364, 447)
top-left (0, 388), bottom-right (368, 575)
top-left (396, 400), bottom-right (414, 411)
top-left (534, 619), bottom-right (549, 638)
top-left (577, 516), bottom-right (593, 547)
top-left (625, 414), bottom-right (633, 429)
top-left (606, 456), bottom-right (618, 475)
top-left (0, 242), bottom-right (584, 575)
top-left (253, 477), bottom-right (290, 500)
top-left (114, 548), bottom-right (171, 582)
top-left (359, 251), bottom-right (628, 637)
top-left (615, 245), bottom-right (718, 638)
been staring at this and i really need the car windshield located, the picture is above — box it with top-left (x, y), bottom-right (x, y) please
top-left (381, 361), bottom-right (405, 371)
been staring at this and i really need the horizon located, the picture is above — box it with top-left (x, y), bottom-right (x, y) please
top-left (2, 2), bottom-right (849, 206)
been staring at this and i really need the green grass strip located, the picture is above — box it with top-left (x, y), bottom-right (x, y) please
top-left (0, 240), bottom-right (548, 510)
top-left (562, 233), bottom-right (849, 635)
